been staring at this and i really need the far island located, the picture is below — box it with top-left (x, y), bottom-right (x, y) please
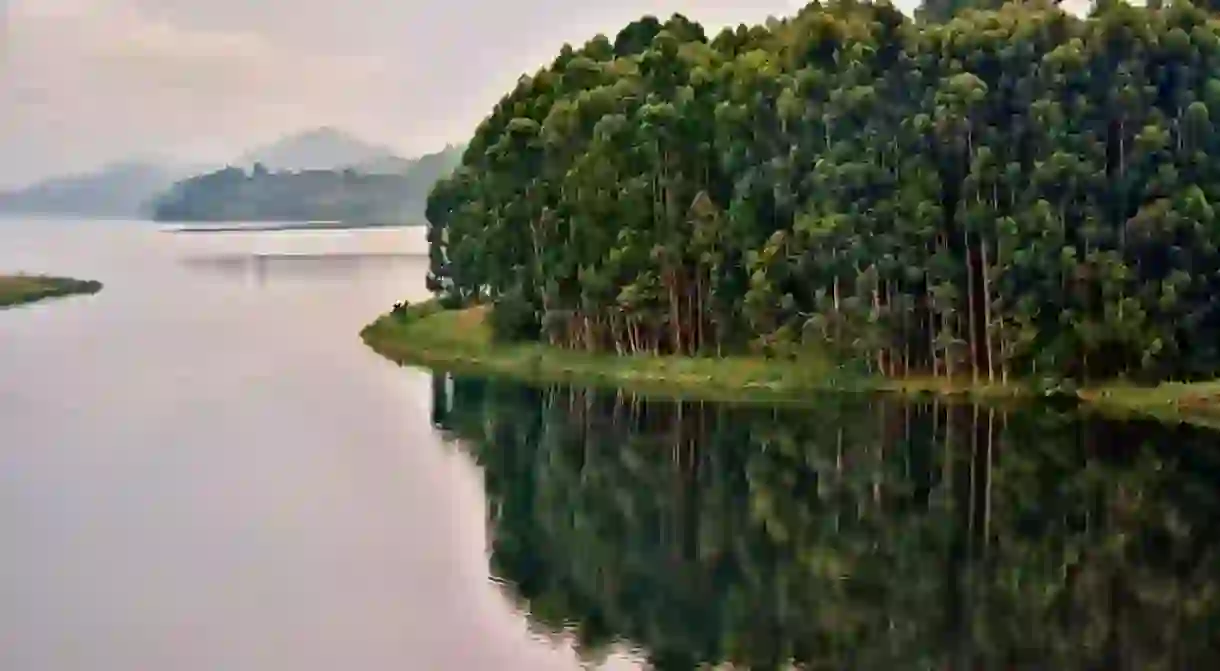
top-left (0, 275), bottom-right (102, 309)
top-left (151, 145), bottom-right (463, 225)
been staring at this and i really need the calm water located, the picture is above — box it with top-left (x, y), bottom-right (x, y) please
top-left (0, 220), bottom-right (629, 671)
top-left (4, 220), bottom-right (1220, 670)
top-left (434, 377), bottom-right (1220, 670)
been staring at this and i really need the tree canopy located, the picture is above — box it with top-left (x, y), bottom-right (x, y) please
top-left (426, 0), bottom-right (1220, 385)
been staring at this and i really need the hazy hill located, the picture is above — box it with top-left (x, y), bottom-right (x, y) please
top-left (347, 143), bottom-right (462, 175)
top-left (0, 162), bottom-right (198, 218)
top-left (236, 127), bottom-right (400, 172)
top-left (152, 144), bottom-right (465, 224)
top-left (0, 130), bottom-right (457, 220)
top-left (347, 155), bottom-right (415, 174)
top-left (395, 143), bottom-right (463, 179)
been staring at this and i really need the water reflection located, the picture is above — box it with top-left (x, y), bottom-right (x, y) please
top-left (432, 375), bottom-right (1220, 670)
top-left (179, 252), bottom-right (422, 286)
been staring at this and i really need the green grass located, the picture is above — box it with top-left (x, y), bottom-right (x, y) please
top-left (360, 302), bottom-right (1030, 405)
top-left (362, 302), bottom-right (1220, 425)
top-left (881, 374), bottom-right (1028, 402)
top-left (1079, 381), bottom-right (1220, 429)
top-left (0, 274), bottom-right (102, 309)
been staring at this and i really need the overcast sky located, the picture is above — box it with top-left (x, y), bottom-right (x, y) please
top-left (5, 0), bottom-right (856, 187)
top-left (0, 0), bottom-right (1097, 188)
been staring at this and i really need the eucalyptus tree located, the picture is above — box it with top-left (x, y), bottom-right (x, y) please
top-left (428, 0), bottom-right (1220, 385)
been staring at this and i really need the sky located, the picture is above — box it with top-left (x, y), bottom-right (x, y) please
top-left (3, 0), bottom-right (867, 188)
top-left (0, 0), bottom-right (1103, 189)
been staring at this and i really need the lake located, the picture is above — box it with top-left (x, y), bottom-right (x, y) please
top-left (0, 219), bottom-right (632, 670)
top-left (3, 219), bottom-right (1220, 669)
top-left (435, 378), bottom-right (1220, 669)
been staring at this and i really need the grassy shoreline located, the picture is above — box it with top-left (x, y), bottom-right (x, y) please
top-left (361, 302), bottom-right (1220, 425)
top-left (361, 302), bottom-right (1024, 404)
top-left (0, 274), bottom-right (103, 309)
top-left (1079, 383), bottom-right (1220, 430)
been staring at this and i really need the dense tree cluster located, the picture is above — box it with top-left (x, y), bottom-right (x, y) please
top-left (154, 146), bottom-right (462, 223)
top-left (426, 0), bottom-right (1220, 384)
top-left (433, 375), bottom-right (1220, 669)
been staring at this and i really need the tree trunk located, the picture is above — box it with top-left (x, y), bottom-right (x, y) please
top-left (873, 281), bottom-right (885, 376)
top-left (903, 305), bottom-right (912, 379)
top-left (981, 238), bottom-right (996, 384)
top-left (697, 270), bottom-right (707, 355)
top-left (928, 298), bottom-right (939, 379)
top-left (669, 272), bottom-right (682, 355)
top-left (886, 280), bottom-right (897, 378)
top-left (833, 272), bottom-right (843, 350)
top-left (965, 224), bottom-right (979, 386)
top-left (613, 312), bottom-right (625, 355)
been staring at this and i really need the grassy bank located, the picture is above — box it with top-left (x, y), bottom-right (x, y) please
top-left (363, 302), bottom-right (1220, 426)
top-left (361, 302), bottom-right (1033, 405)
top-left (1080, 382), bottom-right (1220, 430)
top-left (0, 274), bottom-right (102, 309)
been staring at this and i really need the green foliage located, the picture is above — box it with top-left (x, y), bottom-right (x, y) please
top-left (362, 303), bottom-right (854, 401)
top-left (428, 1), bottom-right (1220, 386)
top-left (916, 0), bottom-right (1011, 24)
top-left (489, 290), bottom-right (540, 342)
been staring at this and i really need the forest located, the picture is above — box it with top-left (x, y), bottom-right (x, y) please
top-left (433, 374), bottom-right (1220, 668)
top-left (425, 0), bottom-right (1220, 386)
top-left (154, 147), bottom-right (462, 223)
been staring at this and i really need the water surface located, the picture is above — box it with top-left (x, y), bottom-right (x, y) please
top-left (434, 375), bottom-right (1220, 670)
top-left (0, 220), bottom-right (622, 671)
top-left (5, 219), bottom-right (1220, 670)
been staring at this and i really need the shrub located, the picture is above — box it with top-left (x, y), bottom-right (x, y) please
top-left (489, 291), bottom-right (539, 343)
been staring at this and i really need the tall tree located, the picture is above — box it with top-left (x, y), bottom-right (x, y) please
top-left (427, 1), bottom-right (1220, 385)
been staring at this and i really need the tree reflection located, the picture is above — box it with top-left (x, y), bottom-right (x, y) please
top-left (431, 374), bottom-right (1220, 670)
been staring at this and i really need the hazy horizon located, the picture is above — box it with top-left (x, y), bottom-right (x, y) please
top-left (3, 0), bottom-right (1101, 190)
top-left (2, 0), bottom-right (823, 189)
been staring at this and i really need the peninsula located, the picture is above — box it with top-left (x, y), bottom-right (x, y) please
top-left (0, 275), bottom-right (102, 309)
top-left (366, 3), bottom-right (1220, 429)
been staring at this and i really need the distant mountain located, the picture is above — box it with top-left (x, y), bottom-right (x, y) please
top-left (152, 144), bottom-right (466, 224)
top-left (236, 127), bottom-right (401, 172)
top-left (347, 155), bottom-right (415, 174)
top-left (346, 143), bottom-right (463, 176)
top-left (395, 143), bottom-right (464, 179)
top-left (0, 128), bottom-right (445, 219)
top-left (0, 162), bottom-right (199, 218)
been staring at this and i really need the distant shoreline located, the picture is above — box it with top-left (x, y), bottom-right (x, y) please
top-left (0, 275), bottom-right (103, 309)
top-left (165, 221), bottom-right (423, 233)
